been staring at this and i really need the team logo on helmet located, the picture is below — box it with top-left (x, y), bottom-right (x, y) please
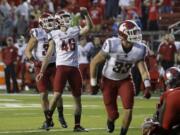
top-left (118, 20), bottom-right (142, 43)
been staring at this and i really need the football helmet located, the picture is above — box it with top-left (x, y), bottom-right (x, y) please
top-left (39, 13), bottom-right (54, 31)
top-left (54, 10), bottom-right (72, 28)
top-left (164, 67), bottom-right (180, 88)
top-left (142, 117), bottom-right (160, 135)
top-left (118, 20), bottom-right (142, 43)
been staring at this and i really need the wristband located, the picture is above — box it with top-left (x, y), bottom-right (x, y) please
top-left (144, 79), bottom-right (151, 88)
top-left (90, 78), bottom-right (97, 86)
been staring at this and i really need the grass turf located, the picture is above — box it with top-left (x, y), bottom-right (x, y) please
top-left (0, 93), bottom-right (159, 135)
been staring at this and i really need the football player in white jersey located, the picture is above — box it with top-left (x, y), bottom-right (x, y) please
top-left (15, 35), bottom-right (27, 90)
top-left (25, 13), bottom-right (67, 130)
top-left (78, 35), bottom-right (94, 93)
top-left (90, 20), bottom-right (152, 135)
top-left (36, 8), bottom-right (92, 132)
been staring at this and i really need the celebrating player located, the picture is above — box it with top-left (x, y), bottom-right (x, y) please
top-left (25, 12), bottom-right (67, 130)
top-left (36, 8), bottom-right (92, 131)
top-left (90, 20), bottom-right (152, 135)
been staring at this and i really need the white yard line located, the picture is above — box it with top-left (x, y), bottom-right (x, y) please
top-left (0, 93), bottom-right (160, 99)
top-left (0, 127), bottom-right (140, 134)
top-left (0, 99), bottom-right (19, 102)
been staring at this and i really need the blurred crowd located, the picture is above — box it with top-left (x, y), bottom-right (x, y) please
top-left (0, 0), bottom-right (179, 93)
top-left (0, 0), bottom-right (177, 42)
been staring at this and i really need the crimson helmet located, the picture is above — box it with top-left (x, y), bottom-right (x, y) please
top-left (118, 20), bottom-right (142, 43)
top-left (54, 10), bottom-right (72, 28)
top-left (164, 67), bottom-right (180, 88)
top-left (39, 13), bottom-right (54, 31)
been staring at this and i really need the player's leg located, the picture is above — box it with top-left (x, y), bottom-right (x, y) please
top-left (35, 66), bottom-right (53, 130)
top-left (101, 77), bottom-right (119, 133)
top-left (118, 78), bottom-right (134, 135)
top-left (68, 67), bottom-right (88, 132)
top-left (47, 66), bottom-right (68, 126)
top-left (57, 97), bottom-right (67, 128)
top-left (79, 63), bottom-right (90, 93)
top-left (49, 65), bottom-right (67, 128)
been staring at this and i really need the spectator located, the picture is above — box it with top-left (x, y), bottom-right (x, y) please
top-left (89, 0), bottom-right (103, 32)
top-left (15, 13), bottom-right (28, 37)
top-left (119, 0), bottom-right (131, 21)
top-left (30, 5), bottom-right (41, 20)
top-left (105, 0), bottom-right (119, 19)
top-left (1, 12), bottom-right (15, 38)
top-left (77, 0), bottom-right (90, 9)
top-left (144, 0), bottom-right (163, 31)
top-left (157, 34), bottom-right (177, 70)
top-left (1, 37), bottom-right (19, 93)
top-left (0, 0), bottom-right (11, 18)
top-left (45, 0), bottom-right (55, 13)
top-left (160, 0), bottom-right (174, 13)
top-left (16, 0), bottom-right (32, 21)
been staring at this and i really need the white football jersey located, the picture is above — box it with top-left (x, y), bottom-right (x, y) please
top-left (101, 37), bottom-right (148, 81)
top-left (175, 41), bottom-right (180, 51)
top-left (78, 42), bottom-right (94, 64)
top-left (30, 28), bottom-right (56, 63)
top-left (48, 26), bottom-right (80, 67)
top-left (15, 43), bottom-right (26, 57)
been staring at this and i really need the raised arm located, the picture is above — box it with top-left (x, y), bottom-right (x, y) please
top-left (79, 7), bottom-right (93, 35)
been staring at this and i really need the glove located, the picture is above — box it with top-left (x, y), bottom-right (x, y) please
top-left (143, 87), bottom-right (151, 99)
top-left (90, 85), bottom-right (99, 95)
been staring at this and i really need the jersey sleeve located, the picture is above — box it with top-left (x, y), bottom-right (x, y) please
top-left (139, 45), bottom-right (148, 60)
top-left (101, 39), bottom-right (111, 55)
top-left (47, 31), bottom-right (53, 41)
top-left (30, 28), bottom-right (38, 39)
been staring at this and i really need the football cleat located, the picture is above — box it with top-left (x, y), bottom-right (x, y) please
top-left (73, 125), bottom-right (88, 132)
top-left (40, 120), bottom-right (54, 131)
top-left (107, 120), bottom-right (115, 133)
top-left (59, 116), bottom-right (68, 128)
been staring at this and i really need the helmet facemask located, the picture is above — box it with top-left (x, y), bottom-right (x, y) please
top-left (126, 27), bottom-right (142, 43)
top-left (55, 11), bottom-right (72, 28)
top-left (39, 13), bottom-right (55, 31)
top-left (119, 20), bottom-right (142, 44)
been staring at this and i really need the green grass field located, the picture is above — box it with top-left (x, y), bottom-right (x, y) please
top-left (0, 93), bottom-right (159, 135)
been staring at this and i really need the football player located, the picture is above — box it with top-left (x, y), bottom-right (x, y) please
top-left (90, 20), bottom-right (152, 135)
top-left (78, 35), bottom-right (94, 93)
top-left (142, 67), bottom-right (180, 135)
top-left (15, 35), bottom-right (27, 91)
top-left (36, 8), bottom-right (92, 132)
top-left (25, 13), bottom-right (67, 130)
